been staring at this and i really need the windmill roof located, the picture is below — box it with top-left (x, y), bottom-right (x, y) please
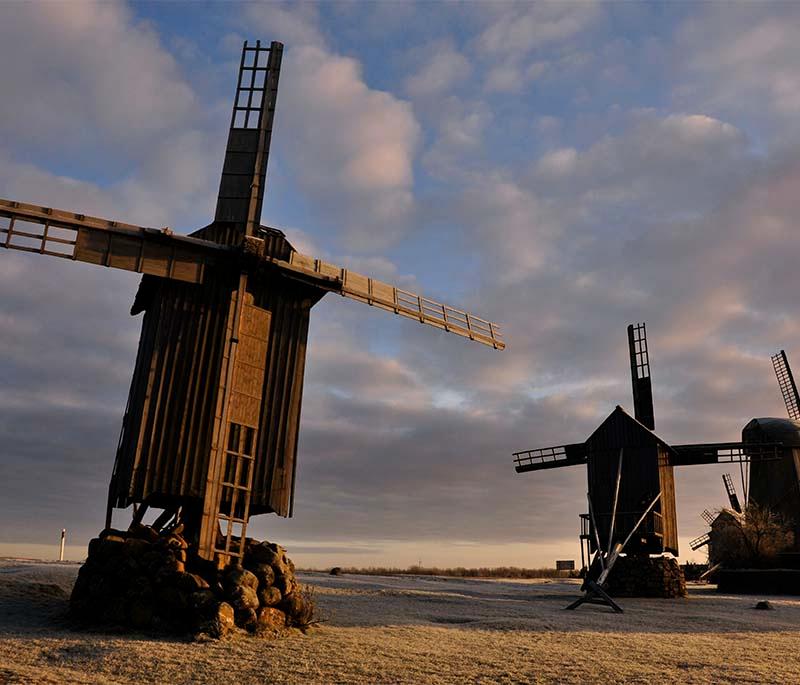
top-left (743, 417), bottom-right (800, 446)
top-left (584, 405), bottom-right (677, 456)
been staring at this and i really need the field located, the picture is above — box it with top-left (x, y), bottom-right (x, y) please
top-left (1, 559), bottom-right (799, 684)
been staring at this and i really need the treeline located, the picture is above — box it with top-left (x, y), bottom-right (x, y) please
top-left (303, 565), bottom-right (581, 579)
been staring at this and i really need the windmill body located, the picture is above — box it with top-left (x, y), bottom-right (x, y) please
top-left (744, 416), bottom-right (800, 544)
top-left (585, 407), bottom-right (678, 555)
top-left (0, 40), bottom-right (505, 565)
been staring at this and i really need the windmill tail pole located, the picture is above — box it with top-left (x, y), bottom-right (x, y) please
top-left (597, 492), bottom-right (662, 587)
top-left (608, 448), bottom-right (624, 552)
top-left (59, 528), bottom-right (66, 562)
top-left (587, 493), bottom-right (606, 571)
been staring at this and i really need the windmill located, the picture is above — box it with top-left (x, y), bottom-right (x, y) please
top-left (513, 322), bottom-right (783, 606)
top-left (688, 474), bottom-right (742, 556)
top-left (1, 40), bottom-right (505, 566)
top-left (742, 350), bottom-right (800, 545)
top-left (689, 350), bottom-right (800, 563)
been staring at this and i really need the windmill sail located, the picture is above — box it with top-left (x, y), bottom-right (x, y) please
top-left (278, 250), bottom-right (505, 349)
top-left (627, 322), bottom-right (655, 430)
top-left (0, 198), bottom-right (224, 284)
top-left (671, 441), bottom-right (783, 466)
top-left (513, 443), bottom-right (587, 472)
top-left (772, 350), bottom-right (800, 420)
top-left (214, 40), bottom-right (283, 239)
top-left (722, 473), bottom-right (742, 513)
top-left (689, 532), bottom-right (710, 550)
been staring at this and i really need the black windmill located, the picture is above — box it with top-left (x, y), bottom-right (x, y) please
top-left (513, 323), bottom-right (784, 572)
top-left (748, 350), bottom-right (800, 539)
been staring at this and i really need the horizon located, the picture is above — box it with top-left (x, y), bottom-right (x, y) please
top-left (2, 1), bottom-right (799, 569)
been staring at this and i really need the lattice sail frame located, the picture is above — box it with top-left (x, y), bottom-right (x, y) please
top-left (0, 198), bottom-right (219, 284)
top-left (288, 252), bottom-right (504, 349)
top-left (513, 444), bottom-right (587, 472)
top-left (627, 322), bottom-right (655, 430)
top-left (772, 350), bottom-right (800, 420)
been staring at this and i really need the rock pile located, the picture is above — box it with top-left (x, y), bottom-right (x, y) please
top-left (69, 524), bottom-right (313, 638)
top-left (605, 555), bottom-right (686, 598)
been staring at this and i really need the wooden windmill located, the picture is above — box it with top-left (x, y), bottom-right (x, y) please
top-left (0, 40), bottom-right (505, 564)
top-left (513, 322), bottom-right (783, 570)
top-left (690, 349), bottom-right (800, 555)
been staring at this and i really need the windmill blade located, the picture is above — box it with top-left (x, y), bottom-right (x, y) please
top-left (689, 532), bottom-right (710, 551)
top-left (214, 40), bottom-right (283, 240)
top-left (771, 350), bottom-right (800, 420)
top-left (0, 198), bottom-right (226, 284)
top-left (627, 322), bottom-right (655, 430)
top-left (275, 249), bottom-right (505, 350)
top-left (513, 443), bottom-right (587, 473)
top-left (722, 473), bottom-right (742, 513)
top-left (671, 441), bottom-right (784, 466)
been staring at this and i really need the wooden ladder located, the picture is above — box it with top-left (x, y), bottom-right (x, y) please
top-left (214, 422), bottom-right (257, 561)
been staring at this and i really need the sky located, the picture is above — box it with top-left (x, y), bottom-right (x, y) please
top-left (1, 1), bottom-right (799, 567)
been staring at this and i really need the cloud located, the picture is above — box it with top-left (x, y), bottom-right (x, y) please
top-left (484, 59), bottom-right (548, 94)
top-left (405, 41), bottom-right (471, 98)
top-left (675, 4), bottom-right (800, 133)
top-left (476, 2), bottom-right (601, 57)
top-left (0, 2), bottom-right (224, 229)
top-left (0, 2), bottom-right (197, 157)
top-left (241, 2), bottom-right (324, 48)
top-left (421, 97), bottom-right (493, 178)
top-left (243, 4), bottom-right (421, 251)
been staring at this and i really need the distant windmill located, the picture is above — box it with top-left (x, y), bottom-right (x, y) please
top-left (741, 350), bottom-right (800, 543)
top-left (513, 323), bottom-right (783, 577)
top-left (688, 474), bottom-right (742, 555)
top-left (1, 40), bottom-right (505, 565)
top-left (689, 350), bottom-right (800, 559)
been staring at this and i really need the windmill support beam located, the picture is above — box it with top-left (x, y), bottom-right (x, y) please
top-left (607, 449), bottom-right (623, 551)
top-left (566, 492), bottom-right (662, 614)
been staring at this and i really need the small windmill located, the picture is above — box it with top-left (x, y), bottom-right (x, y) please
top-left (688, 474), bottom-right (742, 554)
top-left (513, 322), bottom-right (782, 609)
top-left (1, 40), bottom-right (505, 565)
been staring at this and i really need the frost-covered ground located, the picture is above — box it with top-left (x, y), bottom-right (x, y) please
top-left (1, 559), bottom-right (798, 684)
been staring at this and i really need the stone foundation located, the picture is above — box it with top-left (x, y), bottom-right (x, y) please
top-left (603, 555), bottom-right (687, 598)
top-left (69, 524), bottom-right (313, 638)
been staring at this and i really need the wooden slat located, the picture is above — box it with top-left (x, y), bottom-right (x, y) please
top-left (0, 197), bottom-right (226, 284)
